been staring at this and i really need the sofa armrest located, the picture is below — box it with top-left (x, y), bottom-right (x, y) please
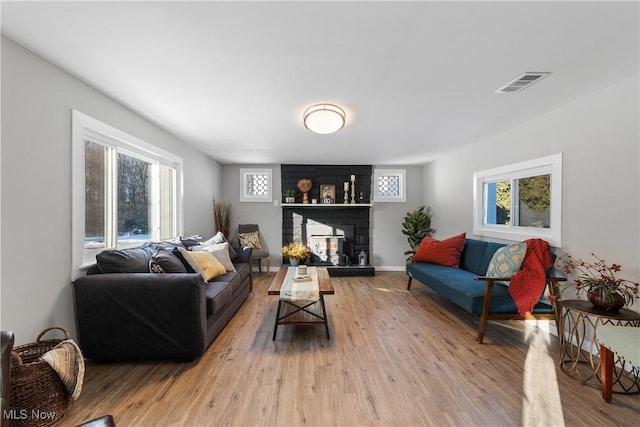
top-left (73, 273), bottom-right (207, 361)
top-left (473, 276), bottom-right (567, 343)
top-left (233, 246), bottom-right (253, 264)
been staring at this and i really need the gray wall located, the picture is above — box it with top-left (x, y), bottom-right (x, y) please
top-left (222, 164), bottom-right (423, 271)
top-left (423, 74), bottom-right (640, 311)
top-left (1, 37), bottom-right (222, 343)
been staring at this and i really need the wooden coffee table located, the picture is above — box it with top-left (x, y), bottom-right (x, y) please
top-left (268, 266), bottom-right (334, 339)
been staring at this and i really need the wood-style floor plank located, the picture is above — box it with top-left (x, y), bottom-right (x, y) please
top-left (64, 272), bottom-right (639, 426)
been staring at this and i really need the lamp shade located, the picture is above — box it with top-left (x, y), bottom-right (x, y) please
top-left (303, 104), bottom-right (346, 134)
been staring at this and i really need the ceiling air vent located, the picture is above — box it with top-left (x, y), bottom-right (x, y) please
top-left (494, 72), bottom-right (551, 93)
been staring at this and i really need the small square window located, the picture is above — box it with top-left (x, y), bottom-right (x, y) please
top-left (373, 169), bottom-right (406, 202)
top-left (240, 168), bottom-right (272, 202)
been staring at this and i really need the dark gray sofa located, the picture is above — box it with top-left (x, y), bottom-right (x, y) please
top-left (74, 243), bottom-right (252, 362)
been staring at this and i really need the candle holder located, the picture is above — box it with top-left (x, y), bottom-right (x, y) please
top-left (343, 182), bottom-right (349, 204)
top-left (350, 183), bottom-right (356, 204)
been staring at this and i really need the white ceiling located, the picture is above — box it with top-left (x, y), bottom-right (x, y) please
top-left (2, 1), bottom-right (638, 165)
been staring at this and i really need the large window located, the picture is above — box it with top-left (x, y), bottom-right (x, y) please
top-left (473, 154), bottom-right (562, 247)
top-left (73, 111), bottom-right (183, 273)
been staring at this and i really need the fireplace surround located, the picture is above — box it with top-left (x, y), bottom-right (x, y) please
top-left (281, 164), bottom-right (375, 276)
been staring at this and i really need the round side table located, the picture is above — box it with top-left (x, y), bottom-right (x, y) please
top-left (558, 299), bottom-right (640, 394)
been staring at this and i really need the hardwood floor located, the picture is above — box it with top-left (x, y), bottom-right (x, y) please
top-left (64, 272), bottom-right (639, 426)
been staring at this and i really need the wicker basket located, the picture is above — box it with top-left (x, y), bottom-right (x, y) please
top-left (9, 326), bottom-right (74, 427)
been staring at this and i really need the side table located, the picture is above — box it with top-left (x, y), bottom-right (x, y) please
top-left (558, 299), bottom-right (640, 394)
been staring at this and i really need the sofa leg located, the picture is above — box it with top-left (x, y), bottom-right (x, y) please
top-left (476, 280), bottom-right (494, 344)
top-left (407, 276), bottom-right (413, 290)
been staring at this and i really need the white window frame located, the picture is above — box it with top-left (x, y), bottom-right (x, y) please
top-left (72, 110), bottom-right (184, 276)
top-left (373, 168), bottom-right (406, 202)
top-left (473, 153), bottom-right (562, 247)
top-left (240, 168), bottom-right (272, 202)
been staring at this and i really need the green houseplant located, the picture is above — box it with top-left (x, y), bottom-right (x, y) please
top-left (283, 189), bottom-right (298, 203)
top-left (402, 205), bottom-right (434, 260)
top-left (559, 253), bottom-right (639, 311)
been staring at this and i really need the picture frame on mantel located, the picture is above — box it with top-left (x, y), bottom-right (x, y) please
top-left (320, 184), bottom-right (336, 204)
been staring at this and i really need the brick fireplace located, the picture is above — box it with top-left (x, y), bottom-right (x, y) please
top-left (281, 164), bottom-right (374, 276)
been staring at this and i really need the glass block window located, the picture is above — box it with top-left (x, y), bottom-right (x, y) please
top-left (373, 169), bottom-right (406, 202)
top-left (378, 175), bottom-right (400, 197)
top-left (240, 168), bottom-right (272, 202)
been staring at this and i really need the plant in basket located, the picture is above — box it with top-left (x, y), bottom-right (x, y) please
top-left (559, 253), bottom-right (639, 311)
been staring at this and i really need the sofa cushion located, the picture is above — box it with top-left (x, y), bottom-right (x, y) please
top-left (413, 233), bottom-right (466, 267)
top-left (234, 262), bottom-right (251, 283)
top-left (96, 246), bottom-right (153, 273)
top-left (204, 281), bottom-right (232, 317)
top-left (485, 243), bottom-right (527, 285)
top-left (194, 242), bottom-right (236, 272)
top-left (209, 271), bottom-right (243, 295)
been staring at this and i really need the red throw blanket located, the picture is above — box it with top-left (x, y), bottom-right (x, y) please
top-left (509, 238), bottom-right (552, 316)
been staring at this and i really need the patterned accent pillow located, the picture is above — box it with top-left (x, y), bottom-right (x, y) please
top-left (485, 242), bottom-right (528, 286)
top-left (238, 231), bottom-right (262, 250)
top-left (149, 259), bottom-right (165, 273)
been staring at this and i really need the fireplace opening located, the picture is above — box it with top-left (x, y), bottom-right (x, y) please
top-left (305, 223), bottom-right (354, 266)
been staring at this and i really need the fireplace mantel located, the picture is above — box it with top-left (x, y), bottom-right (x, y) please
top-left (282, 203), bottom-right (373, 208)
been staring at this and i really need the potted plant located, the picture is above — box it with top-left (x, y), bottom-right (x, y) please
top-left (401, 206), bottom-right (434, 261)
top-left (283, 189), bottom-right (298, 203)
top-left (281, 242), bottom-right (311, 266)
top-left (559, 253), bottom-right (639, 311)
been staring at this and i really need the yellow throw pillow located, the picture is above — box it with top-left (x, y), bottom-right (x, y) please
top-left (177, 247), bottom-right (225, 281)
top-left (188, 251), bottom-right (226, 281)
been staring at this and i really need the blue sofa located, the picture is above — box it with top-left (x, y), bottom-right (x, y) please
top-left (406, 238), bottom-right (563, 343)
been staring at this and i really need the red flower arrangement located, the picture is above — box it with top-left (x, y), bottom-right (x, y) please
top-left (559, 253), bottom-right (639, 310)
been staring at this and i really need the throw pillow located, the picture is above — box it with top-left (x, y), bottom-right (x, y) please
top-left (152, 249), bottom-right (188, 273)
top-left (201, 231), bottom-right (227, 246)
top-left (413, 233), bottom-right (466, 267)
top-left (199, 242), bottom-right (236, 272)
top-left (149, 259), bottom-right (165, 273)
top-left (238, 231), bottom-right (262, 250)
top-left (485, 242), bottom-right (528, 286)
top-left (96, 247), bottom-right (153, 273)
top-left (200, 231), bottom-right (238, 260)
top-left (188, 250), bottom-right (226, 281)
top-left (180, 235), bottom-right (204, 249)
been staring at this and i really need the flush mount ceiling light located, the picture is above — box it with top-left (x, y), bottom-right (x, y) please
top-left (303, 104), bottom-right (346, 134)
